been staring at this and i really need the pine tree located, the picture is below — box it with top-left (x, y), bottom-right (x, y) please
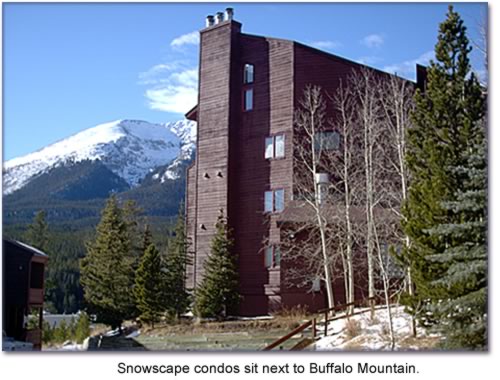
top-left (25, 210), bottom-right (49, 250)
top-left (427, 118), bottom-right (487, 349)
top-left (74, 312), bottom-right (91, 344)
top-left (80, 195), bottom-right (137, 330)
top-left (194, 211), bottom-right (239, 319)
top-left (402, 5), bottom-right (486, 347)
top-left (54, 319), bottom-right (69, 343)
top-left (134, 243), bottom-right (164, 327)
top-left (142, 224), bottom-right (153, 254)
top-left (123, 200), bottom-right (144, 270)
top-left (163, 203), bottom-right (191, 318)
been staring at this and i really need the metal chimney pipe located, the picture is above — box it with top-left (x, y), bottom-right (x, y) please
top-left (215, 12), bottom-right (224, 24)
top-left (315, 173), bottom-right (330, 205)
top-left (206, 15), bottom-right (214, 27)
top-left (225, 7), bottom-right (234, 21)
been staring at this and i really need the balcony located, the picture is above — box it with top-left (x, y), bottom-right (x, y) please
top-left (28, 288), bottom-right (44, 305)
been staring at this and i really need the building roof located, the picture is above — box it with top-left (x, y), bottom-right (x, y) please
top-left (4, 239), bottom-right (49, 258)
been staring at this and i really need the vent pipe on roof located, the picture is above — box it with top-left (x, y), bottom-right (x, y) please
top-left (215, 12), bottom-right (224, 24)
top-left (206, 15), bottom-right (215, 27)
top-left (225, 8), bottom-right (234, 21)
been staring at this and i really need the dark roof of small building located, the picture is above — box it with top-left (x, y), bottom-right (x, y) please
top-left (3, 239), bottom-right (49, 258)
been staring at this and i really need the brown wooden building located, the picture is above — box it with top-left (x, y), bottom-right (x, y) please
top-left (3, 239), bottom-right (48, 350)
top-left (185, 9), bottom-right (423, 316)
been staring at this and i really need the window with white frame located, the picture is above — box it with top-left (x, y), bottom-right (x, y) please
top-left (244, 63), bottom-right (254, 84)
top-left (264, 189), bottom-right (285, 213)
top-left (265, 137), bottom-right (274, 159)
top-left (265, 135), bottom-right (285, 159)
top-left (264, 246), bottom-right (281, 268)
top-left (275, 135), bottom-right (285, 157)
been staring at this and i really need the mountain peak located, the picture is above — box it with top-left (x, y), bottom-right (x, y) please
top-left (3, 119), bottom-right (197, 195)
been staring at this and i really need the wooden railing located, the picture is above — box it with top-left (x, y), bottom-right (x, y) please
top-left (262, 297), bottom-right (377, 350)
top-left (318, 297), bottom-right (376, 337)
top-left (262, 318), bottom-right (316, 351)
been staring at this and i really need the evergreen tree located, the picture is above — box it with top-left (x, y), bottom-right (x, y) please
top-left (80, 195), bottom-right (137, 330)
top-left (54, 319), bottom-right (69, 343)
top-left (402, 5), bottom-right (486, 348)
top-left (427, 118), bottom-right (487, 349)
top-left (25, 210), bottom-right (49, 250)
top-left (42, 321), bottom-right (54, 345)
top-left (134, 243), bottom-right (164, 327)
top-left (142, 224), bottom-right (154, 255)
top-left (163, 203), bottom-right (191, 318)
top-left (123, 200), bottom-right (144, 269)
top-left (74, 312), bottom-right (91, 344)
top-left (194, 211), bottom-right (239, 319)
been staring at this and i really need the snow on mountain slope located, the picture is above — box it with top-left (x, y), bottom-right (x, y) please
top-left (3, 119), bottom-right (197, 195)
top-left (157, 119), bottom-right (197, 182)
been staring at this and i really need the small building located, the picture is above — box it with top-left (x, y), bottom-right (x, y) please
top-left (3, 239), bottom-right (48, 350)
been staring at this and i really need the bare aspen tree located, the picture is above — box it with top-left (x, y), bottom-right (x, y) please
top-left (379, 74), bottom-right (416, 336)
top-left (350, 68), bottom-right (383, 305)
top-left (291, 85), bottom-right (337, 311)
top-left (328, 80), bottom-right (363, 311)
top-left (472, 10), bottom-right (488, 84)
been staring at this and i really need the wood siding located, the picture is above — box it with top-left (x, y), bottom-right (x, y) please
top-left (192, 21), bottom-right (241, 286)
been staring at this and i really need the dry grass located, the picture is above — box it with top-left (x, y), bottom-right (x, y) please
top-left (397, 335), bottom-right (442, 350)
top-left (140, 316), bottom-right (310, 337)
top-left (344, 318), bottom-right (362, 339)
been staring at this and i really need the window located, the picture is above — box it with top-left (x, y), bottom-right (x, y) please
top-left (244, 88), bottom-right (253, 111)
top-left (264, 189), bottom-right (285, 213)
top-left (265, 246), bottom-right (274, 268)
top-left (314, 131), bottom-right (340, 152)
top-left (274, 246), bottom-right (281, 267)
top-left (30, 262), bottom-right (44, 289)
top-left (275, 189), bottom-right (285, 212)
top-left (275, 135), bottom-right (285, 158)
top-left (265, 137), bottom-right (274, 159)
top-left (264, 191), bottom-right (274, 212)
top-left (264, 135), bottom-right (285, 159)
top-left (265, 246), bottom-right (281, 268)
top-left (312, 278), bottom-right (321, 292)
top-left (244, 63), bottom-right (254, 84)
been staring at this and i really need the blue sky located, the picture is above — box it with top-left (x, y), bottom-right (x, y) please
top-left (3, 2), bottom-right (487, 160)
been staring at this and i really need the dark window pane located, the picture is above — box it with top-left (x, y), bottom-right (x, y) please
top-left (244, 89), bottom-right (253, 111)
top-left (244, 63), bottom-right (254, 84)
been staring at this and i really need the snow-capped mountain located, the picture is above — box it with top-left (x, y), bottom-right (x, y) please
top-left (3, 119), bottom-right (197, 195)
top-left (155, 119), bottom-right (197, 182)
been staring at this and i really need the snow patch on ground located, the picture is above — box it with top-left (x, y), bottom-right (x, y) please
top-left (315, 306), bottom-right (432, 351)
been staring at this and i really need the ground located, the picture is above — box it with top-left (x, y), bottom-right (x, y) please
top-left (43, 306), bottom-right (441, 351)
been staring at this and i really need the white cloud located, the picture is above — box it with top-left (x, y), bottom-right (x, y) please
top-left (361, 34), bottom-right (385, 48)
top-left (170, 31), bottom-right (199, 48)
top-left (310, 40), bottom-right (342, 51)
top-left (356, 56), bottom-right (382, 65)
top-left (383, 51), bottom-right (434, 79)
top-left (141, 65), bottom-right (198, 114)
